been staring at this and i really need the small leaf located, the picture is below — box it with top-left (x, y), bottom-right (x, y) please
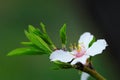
top-left (28, 25), bottom-right (36, 33)
top-left (7, 47), bottom-right (46, 56)
top-left (21, 42), bottom-right (40, 49)
top-left (53, 61), bottom-right (72, 69)
top-left (28, 25), bottom-right (41, 36)
top-left (24, 30), bottom-right (52, 53)
top-left (60, 24), bottom-right (67, 45)
top-left (51, 63), bottom-right (61, 70)
top-left (28, 25), bottom-right (51, 45)
top-left (39, 22), bottom-right (56, 49)
top-left (40, 22), bottom-right (47, 33)
top-left (39, 22), bottom-right (52, 45)
top-left (21, 42), bottom-right (33, 46)
top-left (52, 66), bottom-right (60, 70)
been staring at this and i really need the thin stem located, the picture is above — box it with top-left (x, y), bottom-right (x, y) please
top-left (82, 66), bottom-right (106, 80)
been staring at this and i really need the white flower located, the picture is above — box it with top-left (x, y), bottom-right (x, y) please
top-left (50, 32), bottom-right (108, 65)
top-left (81, 72), bottom-right (90, 80)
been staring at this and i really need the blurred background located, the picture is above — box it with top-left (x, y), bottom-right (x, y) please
top-left (0, 0), bottom-right (119, 80)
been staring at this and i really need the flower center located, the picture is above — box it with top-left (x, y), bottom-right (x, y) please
top-left (74, 44), bottom-right (86, 58)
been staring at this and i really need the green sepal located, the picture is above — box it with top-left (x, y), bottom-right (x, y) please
top-left (7, 47), bottom-right (46, 56)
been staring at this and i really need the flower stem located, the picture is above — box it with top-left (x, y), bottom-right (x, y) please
top-left (82, 66), bottom-right (106, 80)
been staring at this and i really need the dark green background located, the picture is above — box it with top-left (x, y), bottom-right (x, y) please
top-left (0, 0), bottom-right (118, 80)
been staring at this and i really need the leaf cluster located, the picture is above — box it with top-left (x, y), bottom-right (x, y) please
top-left (7, 22), bottom-right (56, 56)
top-left (7, 23), bottom-right (67, 56)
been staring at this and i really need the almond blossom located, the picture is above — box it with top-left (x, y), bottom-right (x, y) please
top-left (50, 32), bottom-right (107, 65)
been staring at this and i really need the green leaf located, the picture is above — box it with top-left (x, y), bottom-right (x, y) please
top-left (53, 61), bottom-right (72, 69)
top-left (60, 24), bottom-right (67, 45)
top-left (89, 36), bottom-right (96, 47)
top-left (39, 22), bottom-right (56, 49)
top-left (28, 24), bottom-right (51, 45)
top-left (7, 47), bottom-right (46, 56)
top-left (26, 23), bottom-right (56, 50)
top-left (52, 66), bottom-right (60, 70)
top-left (21, 42), bottom-right (33, 46)
top-left (40, 22), bottom-right (47, 33)
top-left (28, 25), bottom-right (41, 36)
top-left (24, 30), bottom-right (52, 53)
top-left (21, 42), bottom-right (40, 49)
top-left (39, 22), bottom-right (52, 45)
top-left (28, 25), bottom-right (36, 33)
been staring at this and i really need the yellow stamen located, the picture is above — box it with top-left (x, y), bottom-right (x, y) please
top-left (73, 43), bottom-right (77, 50)
top-left (77, 44), bottom-right (81, 52)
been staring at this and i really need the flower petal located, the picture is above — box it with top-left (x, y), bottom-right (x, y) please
top-left (81, 72), bottom-right (90, 80)
top-left (71, 55), bottom-right (90, 65)
top-left (86, 39), bottom-right (108, 56)
top-left (79, 32), bottom-right (93, 49)
top-left (49, 50), bottom-right (74, 63)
